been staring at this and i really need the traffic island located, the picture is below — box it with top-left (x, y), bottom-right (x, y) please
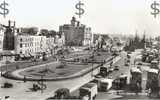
top-left (2, 53), bottom-right (120, 81)
top-left (2, 62), bottom-right (101, 81)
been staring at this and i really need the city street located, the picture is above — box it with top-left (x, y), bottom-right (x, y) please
top-left (0, 51), bottom-right (112, 100)
top-left (0, 48), bottom-right (151, 100)
top-left (0, 0), bottom-right (160, 99)
top-left (95, 49), bottom-right (152, 100)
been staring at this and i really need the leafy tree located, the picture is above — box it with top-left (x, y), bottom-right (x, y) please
top-left (49, 30), bottom-right (57, 37)
top-left (124, 33), bottom-right (147, 51)
top-left (28, 27), bottom-right (38, 35)
top-left (40, 29), bottom-right (49, 36)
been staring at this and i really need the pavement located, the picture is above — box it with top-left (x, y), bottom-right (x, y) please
top-left (1, 49), bottom-right (151, 100)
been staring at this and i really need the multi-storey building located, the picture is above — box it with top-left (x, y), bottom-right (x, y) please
top-left (54, 33), bottom-right (65, 47)
top-left (14, 35), bottom-right (46, 57)
top-left (59, 17), bottom-right (92, 46)
top-left (83, 27), bottom-right (92, 46)
top-left (46, 37), bottom-right (55, 55)
top-left (93, 34), bottom-right (111, 49)
top-left (3, 20), bottom-right (15, 50)
top-left (0, 26), bottom-right (4, 51)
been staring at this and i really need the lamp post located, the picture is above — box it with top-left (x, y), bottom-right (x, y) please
top-left (0, 53), bottom-right (2, 76)
top-left (41, 75), bottom-right (44, 94)
top-left (91, 50), bottom-right (94, 77)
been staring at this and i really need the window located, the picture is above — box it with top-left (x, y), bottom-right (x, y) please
top-left (20, 38), bottom-right (23, 42)
top-left (20, 44), bottom-right (23, 48)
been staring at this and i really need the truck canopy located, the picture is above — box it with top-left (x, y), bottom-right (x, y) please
top-left (131, 67), bottom-right (142, 73)
top-left (151, 60), bottom-right (158, 64)
top-left (148, 68), bottom-right (159, 74)
top-left (100, 78), bottom-right (113, 90)
top-left (81, 83), bottom-right (97, 89)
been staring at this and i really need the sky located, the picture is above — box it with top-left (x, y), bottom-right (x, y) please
top-left (0, 0), bottom-right (160, 36)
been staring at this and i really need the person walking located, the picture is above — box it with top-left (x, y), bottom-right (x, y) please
top-left (148, 88), bottom-right (151, 97)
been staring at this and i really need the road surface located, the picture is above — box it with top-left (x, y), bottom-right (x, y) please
top-left (0, 52), bottom-right (113, 100)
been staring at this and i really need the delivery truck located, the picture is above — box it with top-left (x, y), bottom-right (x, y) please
top-left (92, 78), bottom-right (113, 92)
top-left (79, 82), bottom-right (98, 100)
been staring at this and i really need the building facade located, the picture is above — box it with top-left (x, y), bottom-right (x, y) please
top-left (93, 34), bottom-right (110, 49)
top-left (14, 35), bottom-right (46, 57)
top-left (55, 33), bottom-right (65, 47)
top-left (3, 20), bottom-right (15, 50)
top-left (0, 27), bottom-right (4, 51)
top-left (59, 17), bottom-right (91, 46)
top-left (83, 27), bottom-right (92, 46)
top-left (46, 37), bottom-right (55, 55)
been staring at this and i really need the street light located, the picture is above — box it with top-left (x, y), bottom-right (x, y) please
top-left (41, 75), bottom-right (44, 94)
top-left (91, 50), bottom-right (95, 77)
top-left (0, 55), bottom-right (2, 76)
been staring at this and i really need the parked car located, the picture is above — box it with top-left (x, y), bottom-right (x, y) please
top-left (114, 66), bottom-right (119, 71)
top-left (125, 63), bottom-right (129, 66)
top-left (137, 62), bottom-right (142, 65)
top-left (127, 51), bottom-right (132, 54)
top-left (1, 82), bottom-right (13, 88)
top-left (127, 59), bottom-right (130, 63)
top-left (108, 67), bottom-right (114, 72)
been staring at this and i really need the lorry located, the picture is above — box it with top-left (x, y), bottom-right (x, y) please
top-left (91, 78), bottom-right (113, 92)
top-left (151, 60), bottom-right (158, 69)
top-left (130, 68), bottom-right (142, 92)
top-left (99, 78), bottom-right (113, 91)
top-left (79, 83), bottom-right (98, 100)
top-left (112, 74), bottom-right (127, 90)
top-left (46, 88), bottom-right (80, 100)
top-left (146, 68), bottom-right (159, 96)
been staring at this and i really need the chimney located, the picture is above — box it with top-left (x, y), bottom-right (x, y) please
top-left (14, 21), bottom-right (16, 27)
top-left (71, 16), bottom-right (76, 27)
top-left (77, 21), bottom-right (80, 27)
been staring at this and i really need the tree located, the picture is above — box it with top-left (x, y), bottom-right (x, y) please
top-left (40, 29), bottom-right (49, 36)
top-left (49, 30), bottom-right (57, 37)
top-left (124, 33), bottom-right (146, 51)
top-left (28, 27), bottom-right (38, 35)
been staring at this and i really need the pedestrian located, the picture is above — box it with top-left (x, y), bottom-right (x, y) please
top-left (135, 82), bottom-right (140, 95)
top-left (24, 75), bottom-right (26, 83)
top-left (148, 88), bottom-right (151, 97)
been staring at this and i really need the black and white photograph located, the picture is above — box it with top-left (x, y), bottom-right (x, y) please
top-left (0, 0), bottom-right (160, 99)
